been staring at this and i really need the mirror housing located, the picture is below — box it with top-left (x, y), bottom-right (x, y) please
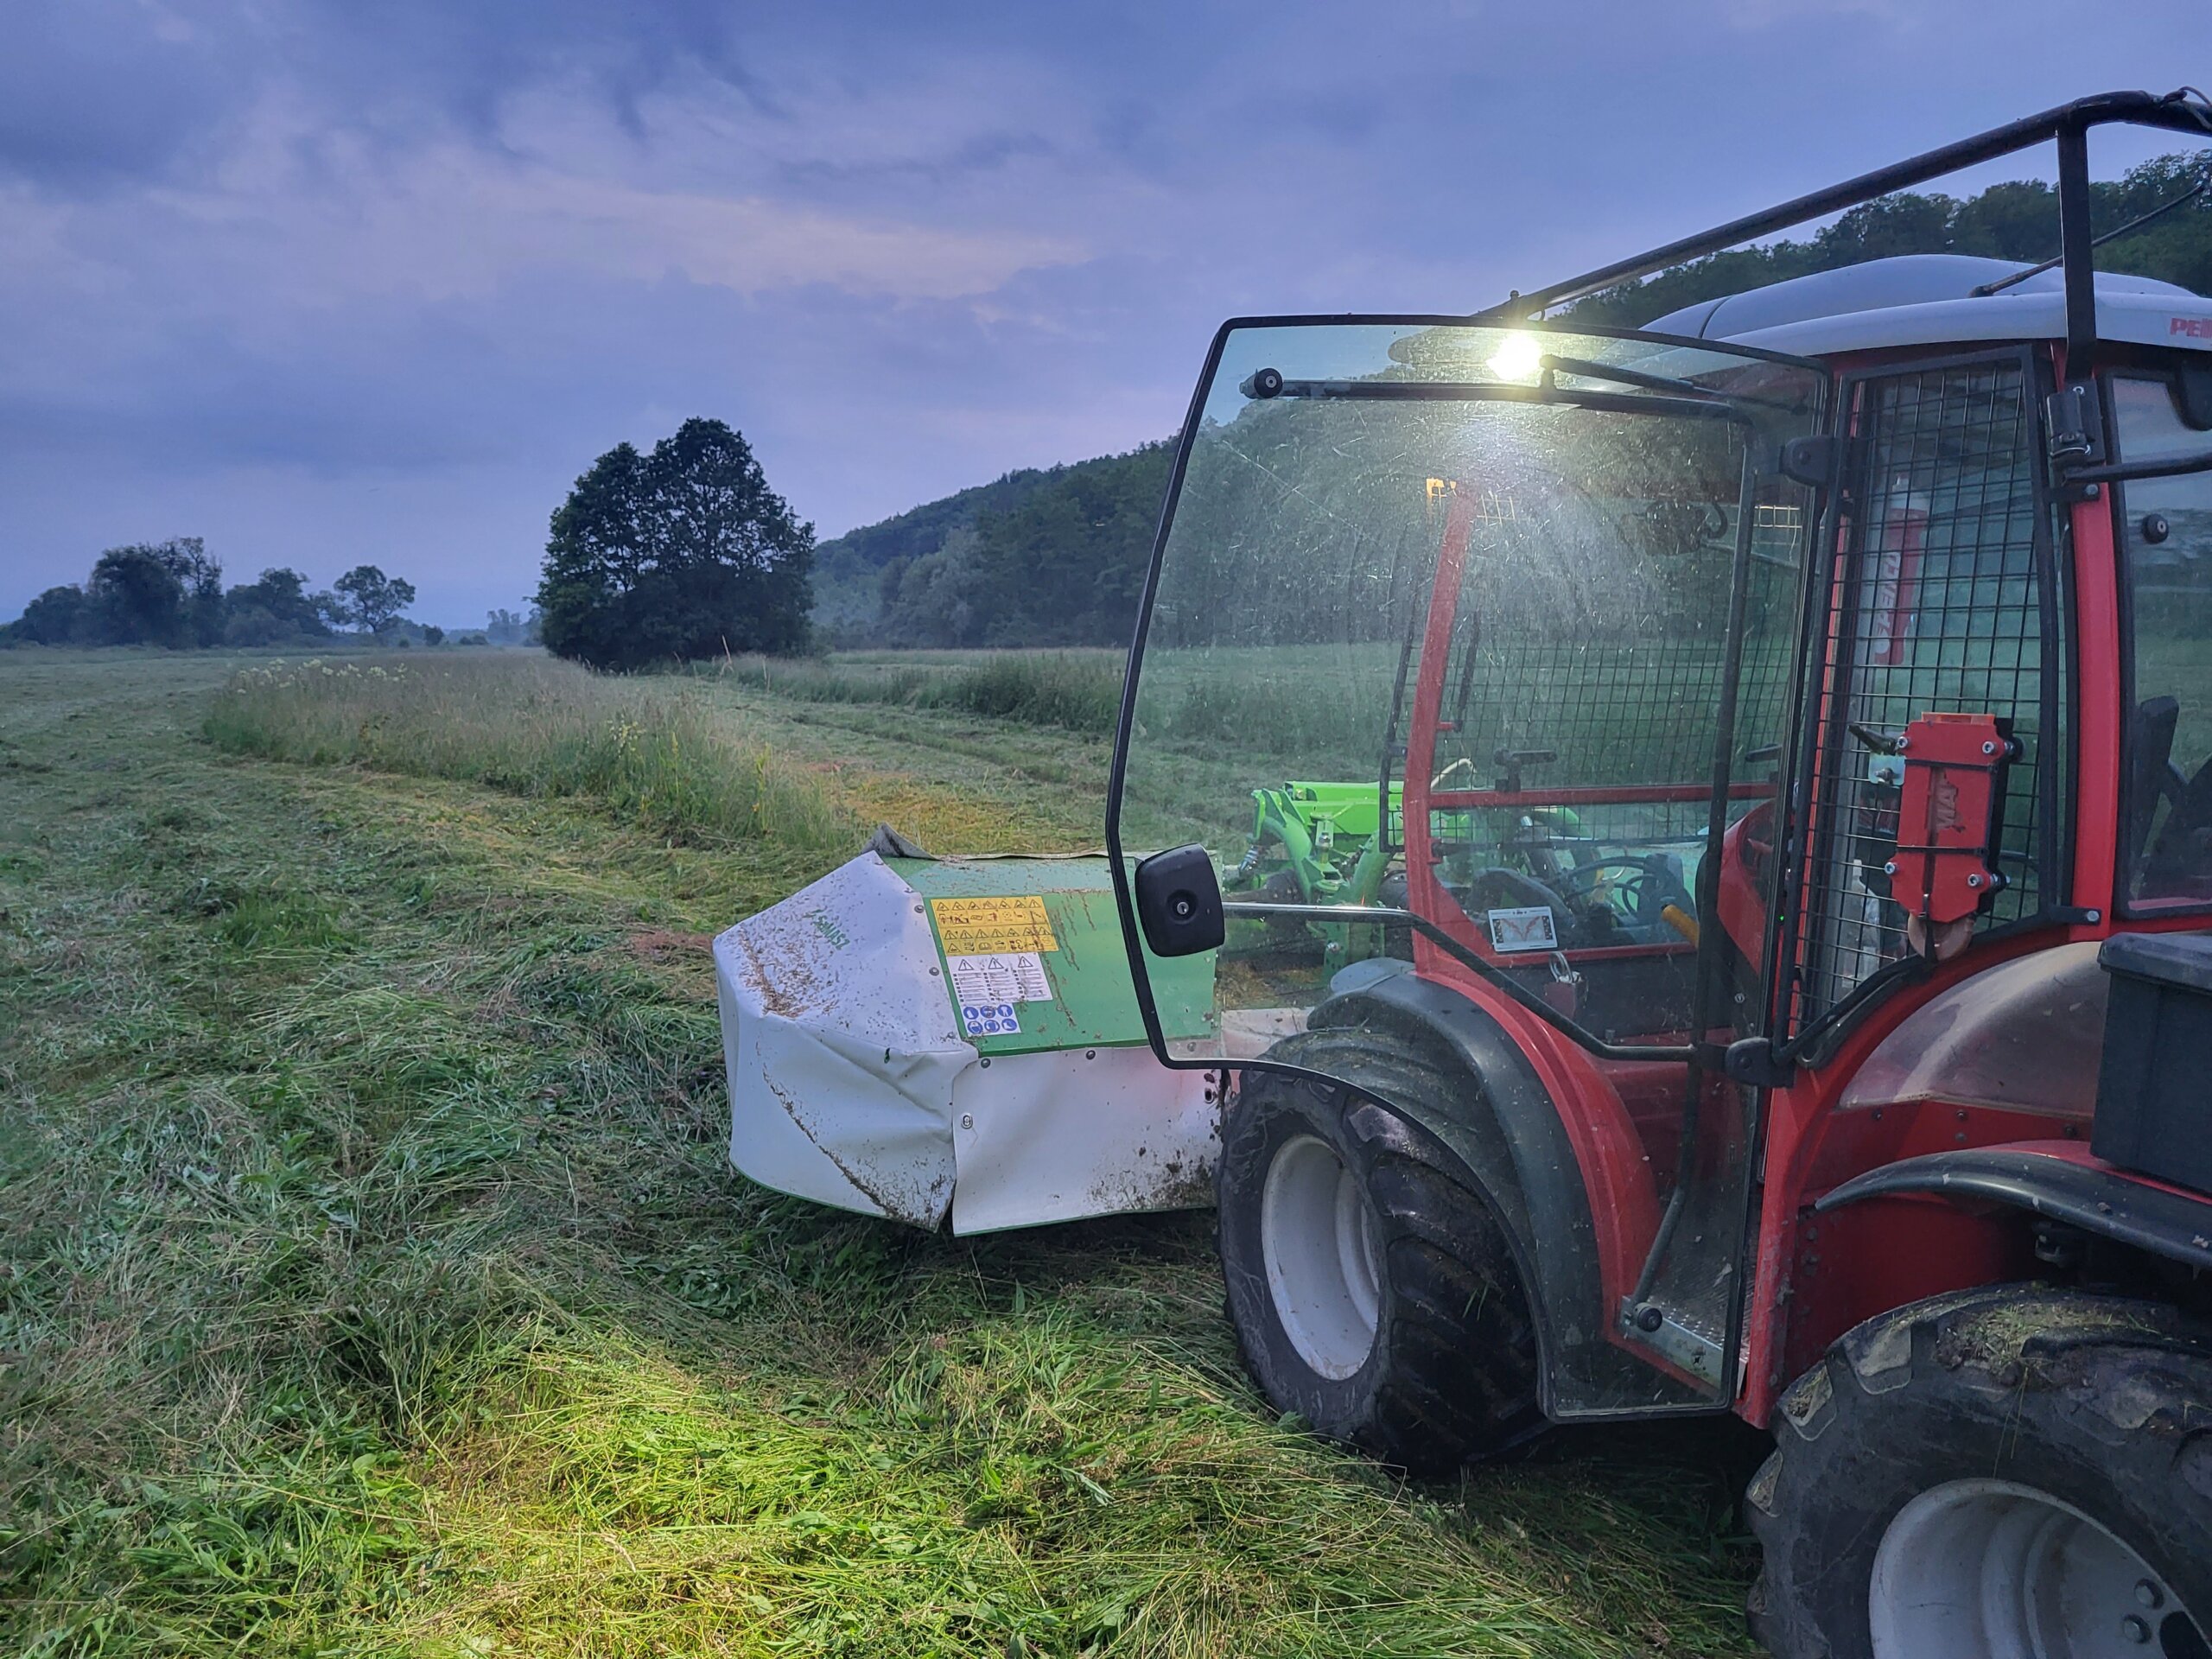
top-left (1132, 844), bottom-right (1224, 957)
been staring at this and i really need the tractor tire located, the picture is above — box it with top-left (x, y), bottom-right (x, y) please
top-left (1746, 1284), bottom-right (2212, 1659)
top-left (1216, 1032), bottom-right (1541, 1472)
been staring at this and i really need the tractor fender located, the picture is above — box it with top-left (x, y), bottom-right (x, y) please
top-left (1305, 958), bottom-right (1640, 1418)
top-left (1815, 1144), bottom-right (2212, 1274)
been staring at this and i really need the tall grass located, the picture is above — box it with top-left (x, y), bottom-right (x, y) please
top-left (204, 655), bottom-right (858, 851)
top-left (706, 650), bottom-right (1125, 734)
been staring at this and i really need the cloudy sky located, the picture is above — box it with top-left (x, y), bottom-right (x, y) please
top-left (3, 1), bottom-right (2207, 625)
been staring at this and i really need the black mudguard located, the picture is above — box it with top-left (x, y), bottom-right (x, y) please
top-left (1816, 1145), bottom-right (2212, 1273)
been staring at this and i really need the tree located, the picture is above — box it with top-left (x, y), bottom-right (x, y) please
top-left (224, 567), bottom-right (333, 645)
top-left (334, 565), bottom-right (416, 634)
top-left (5, 585), bottom-right (88, 645)
top-left (537, 417), bottom-right (814, 671)
top-left (87, 545), bottom-right (189, 645)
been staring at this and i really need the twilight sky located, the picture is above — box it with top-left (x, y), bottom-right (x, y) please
top-left (3, 1), bottom-right (2207, 625)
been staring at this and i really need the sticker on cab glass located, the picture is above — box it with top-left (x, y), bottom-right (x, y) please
top-left (930, 895), bottom-right (1058, 956)
top-left (1487, 906), bottom-right (1559, 952)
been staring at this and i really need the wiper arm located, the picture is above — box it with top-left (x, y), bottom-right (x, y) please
top-left (1538, 353), bottom-right (1803, 415)
top-left (1237, 371), bottom-right (1745, 423)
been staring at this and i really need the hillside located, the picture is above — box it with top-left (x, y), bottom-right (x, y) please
top-left (813, 442), bottom-right (1173, 647)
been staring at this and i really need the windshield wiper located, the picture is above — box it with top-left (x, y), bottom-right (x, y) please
top-left (1537, 353), bottom-right (1803, 415)
top-left (1237, 370), bottom-right (1745, 423)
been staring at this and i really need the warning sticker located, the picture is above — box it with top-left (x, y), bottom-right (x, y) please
top-left (948, 952), bottom-right (1052, 1007)
top-left (930, 895), bottom-right (1058, 956)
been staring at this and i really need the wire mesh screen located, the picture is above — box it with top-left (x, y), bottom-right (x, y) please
top-left (1789, 356), bottom-right (2055, 1033)
top-left (1429, 476), bottom-right (1805, 861)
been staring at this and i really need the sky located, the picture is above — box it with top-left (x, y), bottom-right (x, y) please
top-left (3, 1), bottom-right (2209, 626)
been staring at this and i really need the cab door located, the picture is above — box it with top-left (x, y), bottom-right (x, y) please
top-left (1108, 316), bottom-right (1826, 1413)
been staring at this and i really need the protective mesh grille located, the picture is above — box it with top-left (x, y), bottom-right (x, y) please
top-left (1789, 358), bottom-right (2052, 1033)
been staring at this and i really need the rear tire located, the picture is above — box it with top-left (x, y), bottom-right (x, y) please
top-left (1747, 1285), bottom-right (2212, 1658)
top-left (1217, 1033), bottom-right (1541, 1472)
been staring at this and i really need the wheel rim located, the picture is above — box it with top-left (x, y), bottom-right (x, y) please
top-left (1869, 1477), bottom-right (2203, 1658)
top-left (1259, 1134), bottom-right (1382, 1380)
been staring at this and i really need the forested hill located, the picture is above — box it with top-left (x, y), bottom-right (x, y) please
top-left (1567, 149), bottom-right (2212, 327)
top-left (813, 441), bottom-right (1172, 647)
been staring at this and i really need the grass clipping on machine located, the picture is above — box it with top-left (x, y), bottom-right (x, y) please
top-left (205, 654), bottom-right (859, 852)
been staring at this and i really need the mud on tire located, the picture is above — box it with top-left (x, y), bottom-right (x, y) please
top-left (1216, 1032), bottom-right (1541, 1472)
top-left (1747, 1285), bottom-right (2212, 1658)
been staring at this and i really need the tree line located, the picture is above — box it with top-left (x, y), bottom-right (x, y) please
top-left (1567, 150), bottom-right (2212, 327)
top-left (3, 541), bottom-right (429, 649)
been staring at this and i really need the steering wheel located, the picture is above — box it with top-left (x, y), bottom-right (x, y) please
top-left (1555, 855), bottom-right (1698, 938)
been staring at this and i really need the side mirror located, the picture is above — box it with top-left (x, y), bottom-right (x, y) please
top-left (1132, 844), bottom-right (1224, 957)
top-left (2176, 366), bottom-right (2212, 432)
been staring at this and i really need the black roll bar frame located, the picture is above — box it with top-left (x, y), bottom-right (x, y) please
top-left (1471, 89), bottom-right (2212, 376)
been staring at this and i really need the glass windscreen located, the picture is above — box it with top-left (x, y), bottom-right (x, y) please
top-left (2118, 370), bottom-right (2212, 908)
top-left (1115, 320), bottom-right (1824, 1414)
top-left (1120, 322), bottom-right (1821, 1035)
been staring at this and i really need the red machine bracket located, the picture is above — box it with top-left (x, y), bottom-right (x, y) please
top-left (1891, 712), bottom-right (2018, 926)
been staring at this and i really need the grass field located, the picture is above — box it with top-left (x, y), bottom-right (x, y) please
top-left (1, 648), bottom-right (1765, 1656)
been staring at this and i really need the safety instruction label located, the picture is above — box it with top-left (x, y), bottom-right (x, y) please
top-left (930, 895), bottom-right (1059, 956)
top-left (959, 1001), bottom-right (1020, 1037)
top-left (948, 952), bottom-right (1053, 1007)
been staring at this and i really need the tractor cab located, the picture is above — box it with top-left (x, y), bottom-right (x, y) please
top-left (1109, 92), bottom-right (2212, 1653)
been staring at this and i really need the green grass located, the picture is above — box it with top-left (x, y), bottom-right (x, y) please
top-left (204, 653), bottom-right (859, 853)
top-left (696, 651), bottom-right (1125, 735)
top-left (1, 650), bottom-right (1762, 1656)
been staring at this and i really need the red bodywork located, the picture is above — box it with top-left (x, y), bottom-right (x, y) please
top-left (1391, 344), bottom-right (2207, 1426)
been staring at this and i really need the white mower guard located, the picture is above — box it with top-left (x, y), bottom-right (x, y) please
top-left (715, 850), bottom-right (1271, 1233)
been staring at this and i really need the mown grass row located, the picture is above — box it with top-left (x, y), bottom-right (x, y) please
top-left (702, 651), bottom-right (1125, 735)
top-left (0, 653), bottom-right (1761, 1655)
top-left (203, 654), bottom-right (859, 851)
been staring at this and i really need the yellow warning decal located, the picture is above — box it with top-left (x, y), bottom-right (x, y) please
top-left (930, 895), bottom-right (1058, 955)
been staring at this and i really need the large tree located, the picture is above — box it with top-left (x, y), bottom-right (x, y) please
top-left (537, 418), bottom-right (814, 671)
top-left (223, 566), bottom-right (334, 645)
top-left (334, 564), bottom-right (416, 634)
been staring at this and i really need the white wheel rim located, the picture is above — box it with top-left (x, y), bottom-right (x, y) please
top-left (1259, 1134), bottom-right (1383, 1380)
top-left (1870, 1477), bottom-right (2200, 1657)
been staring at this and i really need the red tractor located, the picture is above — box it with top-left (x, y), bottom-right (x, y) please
top-left (1109, 90), bottom-right (2212, 1657)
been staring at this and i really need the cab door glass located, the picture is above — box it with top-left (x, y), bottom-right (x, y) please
top-left (1111, 321), bottom-right (1823, 1414)
top-left (2116, 372), bottom-right (2212, 906)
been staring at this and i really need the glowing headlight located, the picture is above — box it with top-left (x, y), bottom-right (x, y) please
top-left (1486, 333), bottom-right (1543, 382)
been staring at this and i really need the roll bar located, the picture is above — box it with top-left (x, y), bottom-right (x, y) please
top-left (1473, 88), bottom-right (2212, 375)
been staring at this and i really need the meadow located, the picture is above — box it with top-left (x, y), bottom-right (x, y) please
top-left (0, 648), bottom-right (1765, 1656)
